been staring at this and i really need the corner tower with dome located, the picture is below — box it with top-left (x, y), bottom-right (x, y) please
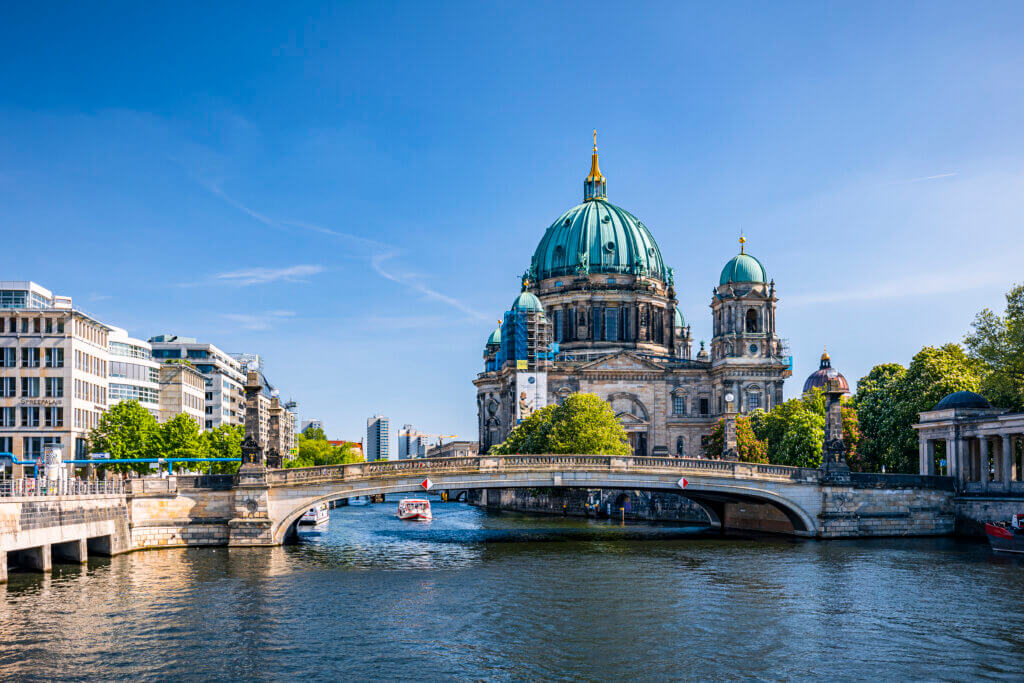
top-left (475, 135), bottom-right (792, 456)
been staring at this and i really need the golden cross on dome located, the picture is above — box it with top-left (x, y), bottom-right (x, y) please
top-left (593, 128), bottom-right (598, 152)
top-left (739, 231), bottom-right (746, 254)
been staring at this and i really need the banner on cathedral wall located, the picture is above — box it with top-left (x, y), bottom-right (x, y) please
top-left (515, 372), bottom-right (547, 423)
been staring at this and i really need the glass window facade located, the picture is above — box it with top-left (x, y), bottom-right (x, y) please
top-left (21, 348), bottom-right (40, 367)
top-left (109, 383), bottom-right (159, 405)
top-left (110, 341), bottom-right (151, 359)
top-left (605, 308), bottom-right (618, 341)
top-left (0, 377), bottom-right (15, 397)
top-left (0, 348), bottom-right (15, 367)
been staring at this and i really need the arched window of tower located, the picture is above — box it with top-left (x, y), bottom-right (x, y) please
top-left (746, 308), bottom-right (759, 333)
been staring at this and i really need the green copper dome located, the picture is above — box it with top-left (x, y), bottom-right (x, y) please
top-left (674, 307), bottom-right (685, 329)
top-left (531, 200), bottom-right (667, 281)
top-left (719, 252), bottom-right (768, 285)
top-left (487, 327), bottom-right (502, 346)
top-left (511, 290), bottom-right (543, 312)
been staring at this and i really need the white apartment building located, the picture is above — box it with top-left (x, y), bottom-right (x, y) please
top-left (0, 282), bottom-right (111, 461)
top-left (107, 327), bottom-right (160, 419)
top-left (397, 424), bottom-right (428, 459)
top-left (148, 335), bottom-right (245, 430)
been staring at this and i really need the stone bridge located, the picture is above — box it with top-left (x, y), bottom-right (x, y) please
top-left (233, 455), bottom-right (958, 545)
top-left (4, 455), bottom-right (993, 580)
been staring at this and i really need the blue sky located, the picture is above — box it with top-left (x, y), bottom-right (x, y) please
top-left (3, 2), bottom-right (1023, 443)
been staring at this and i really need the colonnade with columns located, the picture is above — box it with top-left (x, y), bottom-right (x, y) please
top-left (919, 431), bottom-right (1024, 491)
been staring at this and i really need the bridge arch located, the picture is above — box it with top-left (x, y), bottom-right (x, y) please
top-left (267, 459), bottom-right (821, 543)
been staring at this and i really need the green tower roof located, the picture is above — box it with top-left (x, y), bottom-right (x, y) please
top-left (511, 290), bottom-right (544, 312)
top-left (719, 237), bottom-right (768, 285)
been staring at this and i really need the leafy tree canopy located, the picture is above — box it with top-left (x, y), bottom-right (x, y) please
top-left (702, 415), bottom-right (768, 463)
top-left (490, 393), bottom-right (631, 455)
top-left (285, 433), bottom-right (364, 467)
top-left (89, 400), bottom-right (160, 473)
top-left (302, 425), bottom-right (328, 441)
top-left (852, 344), bottom-right (981, 473)
top-left (964, 283), bottom-right (1024, 411)
top-left (198, 423), bottom-right (244, 474)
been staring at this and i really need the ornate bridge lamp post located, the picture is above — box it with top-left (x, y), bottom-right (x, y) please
top-left (820, 378), bottom-right (851, 483)
top-left (721, 391), bottom-right (738, 461)
top-left (229, 366), bottom-right (275, 545)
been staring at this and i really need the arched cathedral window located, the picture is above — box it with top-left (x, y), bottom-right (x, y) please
top-left (746, 308), bottom-right (759, 332)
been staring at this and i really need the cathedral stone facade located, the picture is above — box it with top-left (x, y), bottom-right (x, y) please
top-left (474, 136), bottom-right (792, 456)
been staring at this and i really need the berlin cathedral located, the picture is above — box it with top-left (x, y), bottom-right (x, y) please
top-left (474, 134), bottom-right (793, 457)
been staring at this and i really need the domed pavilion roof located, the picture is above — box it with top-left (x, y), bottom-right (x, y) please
top-left (935, 390), bottom-right (991, 411)
top-left (719, 236), bottom-right (768, 285)
top-left (803, 347), bottom-right (850, 394)
top-left (486, 325), bottom-right (502, 346)
top-left (674, 307), bottom-right (685, 329)
top-left (530, 133), bottom-right (667, 283)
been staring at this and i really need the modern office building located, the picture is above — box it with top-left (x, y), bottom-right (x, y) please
top-left (148, 335), bottom-right (246, 430)
top-left (425, 441), bottom-right (479, 459)
top-left (106, 327), bottom-right (160, 419)
top-left (0, 281), bottom-right (111, 460)
top-left (366, 415), bottom-right (390, 461)
top-left (397, 424), bottom-right (428, 459)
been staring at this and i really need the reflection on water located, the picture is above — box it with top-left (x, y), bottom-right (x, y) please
top-left (1, 499), bottom-right (1022, 680)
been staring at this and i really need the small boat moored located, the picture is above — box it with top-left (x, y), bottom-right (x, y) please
top-left (397, 498), bottom-right (432, 521)
top-left (299, 502), bottom-right (329, 525)
top-left (985, 514), bottom-right (1024, 554)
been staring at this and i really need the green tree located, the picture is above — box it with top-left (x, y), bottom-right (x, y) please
top-left (158, 413), bottom-right (207, 461)
top-left (303, 425), bottom-right (328, 441)
top-left (285, 433), bottom-right (365, 467)
top-left (199, 423), bottom-right (244, 474)
top-left (748, 394), bottom-right (824, 467)
top-left (490, 394), bottom-right (630, 455)
top-left (853, 344), bottom-right (982, 472)
top-left (964, 283), bottom-right (1024, 411)
top-left (702, 415), bottom-right (768, 463)
top-left (89, 400), bottom-right (160, 473)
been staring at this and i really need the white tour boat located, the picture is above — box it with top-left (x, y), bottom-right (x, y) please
top-left (397, 498), bottom-right (432, 521)
top-left (299, 502), bottom-right (329, 525)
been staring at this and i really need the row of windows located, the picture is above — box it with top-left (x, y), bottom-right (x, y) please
top-left (109, 383), bottom-right (159, 404)
top-left (109, 360), bottom-right (158, 383)
top-left (183, 392), bottom-right (203, 411)
top-left (550, 306), bottom-right (667, 344)
top-left (109, 341), bottom-right (151, 360)
top-left (672, 396), bottom-right (711, 416)
top-left (75, 349), bottom-right (106, 377)
top-left (73, 319), bottom-right (107, 348)
top-left (74, 379), bottom-right (106, 405)
top-left (3, 316), bottom-right (67, 335)
top-left (0, 347), bottom-right (65, 368)
top-left (0, 407), bottom-right (64, 428)
top-left (0, 377), bottom-right (64, 398)
top-left (74, 408), bottom-right (100, 430)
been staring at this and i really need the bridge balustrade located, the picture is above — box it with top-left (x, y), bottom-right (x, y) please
top-left (264, 455), bottom-right (817, 487)
top-left (0, 478), bottom-right (125, 497)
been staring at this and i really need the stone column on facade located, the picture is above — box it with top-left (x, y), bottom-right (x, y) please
top-left (918, 439), bottom-right (929, 476)
top-left (955, 437), bottom-right (968, 484)
top-left (1001, 434), bottom-right (1013, 487)
top-left (979, 436), bottom-right (990, 489)
top-left (945, 437), bottom-right (956, 480)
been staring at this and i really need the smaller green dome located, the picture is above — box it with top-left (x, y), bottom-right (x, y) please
top-left (720, 253), bottom-right (767, 285)
top-left (487, 327), bottom-right (502, 346)
top-left (674, 308), bottom-right (685, 328)
top-left (512, 291), bottom-right (543, 312)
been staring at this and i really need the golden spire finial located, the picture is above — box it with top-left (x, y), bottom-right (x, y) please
top-left (821, 345), bottom-right (830, 362)
top-left (593, 128), bottom-right (598, 153)
top-left (739, 232), bottom-right (746, 254)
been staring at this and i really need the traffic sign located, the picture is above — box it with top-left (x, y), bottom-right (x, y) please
top-left (91, 452), bottom-right (110, 460)
top-left (421, 477), bottom-right (433, 490)
top-left (940, 459), bottom-right (947, 467)
top-left (677, 477), bottom-right (688, 489)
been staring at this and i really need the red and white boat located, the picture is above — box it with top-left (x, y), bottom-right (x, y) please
top-left (985, 514), bottom-right (1024, 554)
top-left (397, 498), bottom-right (432, 521)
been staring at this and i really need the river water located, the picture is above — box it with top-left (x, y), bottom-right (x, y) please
top-left (1, 500), bottom-right (1022, 681)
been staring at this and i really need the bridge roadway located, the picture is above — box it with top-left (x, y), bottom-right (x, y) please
top-left (256, 455), bottom-right (954, 544)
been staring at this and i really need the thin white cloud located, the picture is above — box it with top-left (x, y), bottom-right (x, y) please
top-left (215, 265), bottom-right (324, 286)
top-left (199, 181), bottom-right (486, 319)
top-left (893, 172), bottom-right (957, 184)
top-left (371, 253), bottom-right (489, 321)
top-left (223, 310), bottom-right (296, 331)
top-left (786, 267), bottom-right (1013, 306)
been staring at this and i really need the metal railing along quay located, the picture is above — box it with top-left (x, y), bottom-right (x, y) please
top-left (0, 478), bottom-right (125, 497)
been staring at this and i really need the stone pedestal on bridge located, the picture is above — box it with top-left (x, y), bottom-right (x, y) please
top-left (228, 465), bottom-right (275, 546)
